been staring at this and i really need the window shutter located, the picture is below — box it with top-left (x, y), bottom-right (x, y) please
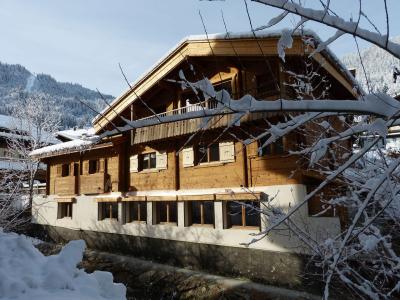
top-left (99, 159), bottom-right (105, 173)
top-left (130, 155), bottom-right (139, 172)
top-left (182, 147), bottom-right (194, 167)
top-left (219, 142), bottom-right (235, 162)
top-left (82, 161), bottom-right (89, 174)
top-left (156, 151), bottom-right (168, 170)
top-left (56, 165), bottom-right (62, 176)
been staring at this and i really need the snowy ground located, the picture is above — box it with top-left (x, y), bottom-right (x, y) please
top-left (0, 229), bottom-right (126, 300)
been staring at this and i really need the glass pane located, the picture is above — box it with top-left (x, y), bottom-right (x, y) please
top-left (142, 154), bottom-right (149, 169)
top-left (258, 136), bottom-right (271, 156)
top-left (203, 201), bottom-right (214, 225)
top-left (111, 203), bottom-right (118, 219)
top-left (150, 153), bottom-right (156, 169)
top-left (228, 202), bottom-right (243, 226)
top-left (209, 144), bottom-right (220, 162)
top-left (158, 202), bottom-right (167, 223)
top-left (139, 202), bottom-right (147, 221)
top-left (132, 202), bottom-right (139, 221)
top-left (191, 202), bottom-right (201, 224)
top-left (245, 201), bottom-right (260, 227)
top-left (197, 145), bottom-right (208, 163)
top-left (169, 202), bottom-right (177, 223)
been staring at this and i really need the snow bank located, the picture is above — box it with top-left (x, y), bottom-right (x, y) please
top-left (0, 230), bottom-right (126, 300)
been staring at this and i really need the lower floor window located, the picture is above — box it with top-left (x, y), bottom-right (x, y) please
top-left (124, 201), bottom-right (147, 223)
top-left (98, 202), bottom-right (118, 220)
top-left (226, 201), bottom-right (260, 228)
top-left (187, 201), bottom-right (214, 226)
top-left (57, 202), bottom-right (72, 219)
top-left (155, 201), bottom-right (177, 224)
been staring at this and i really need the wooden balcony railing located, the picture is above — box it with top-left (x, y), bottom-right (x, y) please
top-left (139, 99), bottom-right (219, 123)
top-left (80, 173), bottom-right (105, 195)
top-left (54, 176), bottom-right (76, 195)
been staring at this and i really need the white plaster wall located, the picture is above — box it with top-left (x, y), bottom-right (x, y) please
top-left (32, 184), bottom-right (341, 254)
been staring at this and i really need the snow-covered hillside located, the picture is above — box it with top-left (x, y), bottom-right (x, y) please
top-left (0, 62), bottom-right (114, 128)
top-left (341, 37), bottom-right (400, 97)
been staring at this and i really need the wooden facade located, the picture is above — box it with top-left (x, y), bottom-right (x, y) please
top-left (37, 34), bottom-right (356, 220)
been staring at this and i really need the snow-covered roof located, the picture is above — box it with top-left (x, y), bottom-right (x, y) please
top-left (56, 127), bottom-right (95, 141)
top-left (92, 29), bottom-right (359, 127)
top-left (0, 114), bottom-right (59, 144)
top-left (29, 137), bottom-right (99, 159)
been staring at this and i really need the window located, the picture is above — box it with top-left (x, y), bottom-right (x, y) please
top-left (187, 201), bottom-right (214, 226)
top-left (58, 202), bottom-right (72, 219)
top-left (155, 201), bottom-right (177, 225)
top-left (140, 152), bottom-right (156, 170)
top-left (226, 201), bottom-right (260, 228)
top-left (61, 164), bottom-right (70, 177)
top-left (98, 202), bottom-right (118, 220)
top-left (124, 201), bottom-right (147, 223)
top-left (258, 137), bottom-right (284, 156)
top-left (89, 159), bottom-right (99, 174)
top-left (196, 143), bottom-right (220, 164)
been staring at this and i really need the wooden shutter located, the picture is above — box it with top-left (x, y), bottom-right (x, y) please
top-left (83, 161), bottom-right (89, 175)
top-left (156, 151), bottom-right (168, 170)
top-left (99, 158), bottom-right (105, 173)
top-left (219, 142), bottom-right (235, 163)
top-left (130, 155), bottom-right (139, 172)
top-left (56, 165), bottom-right (62, 176)
top-left (182, 147), bottom-right (194, 167)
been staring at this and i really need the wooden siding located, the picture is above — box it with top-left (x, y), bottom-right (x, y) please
top-left (180, 142), bottom-right (245, 189)
top-left (54, 176), bottom-right (75, 195)
top-left (129, 146), bottom-right (176, 191)
top-left (246, 141), bottom-right (300, 187)
top-left (80, 173), bottom-right (105, 195)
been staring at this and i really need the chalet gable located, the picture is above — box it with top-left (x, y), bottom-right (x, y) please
top-left (92, 30), bottom-right (358, 133)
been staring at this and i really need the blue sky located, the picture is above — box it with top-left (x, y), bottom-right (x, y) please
top-left (1, 0), bottom-right (399, 96)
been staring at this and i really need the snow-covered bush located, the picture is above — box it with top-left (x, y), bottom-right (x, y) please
top-left (0, 230), bottom-right (126, 300)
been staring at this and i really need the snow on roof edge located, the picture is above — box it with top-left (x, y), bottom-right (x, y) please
top-left (29, 138), bottom-right (98, 159)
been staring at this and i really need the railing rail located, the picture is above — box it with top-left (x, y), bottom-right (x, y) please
top-left (139, 99), bottom-right (219, 122)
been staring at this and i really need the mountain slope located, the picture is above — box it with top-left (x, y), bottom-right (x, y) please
top-left (0, 61), bottom-right (114, 128)
top-left (341, 37), bottom-right (400, 97)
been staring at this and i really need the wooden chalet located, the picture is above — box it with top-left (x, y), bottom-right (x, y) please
top-left (31, 31), bottom-right (357, 286)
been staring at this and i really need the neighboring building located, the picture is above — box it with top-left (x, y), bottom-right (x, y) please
top-left (0, 114), bottom-right (57, 201)
top-left (31, 32), bottom-right (357, 285)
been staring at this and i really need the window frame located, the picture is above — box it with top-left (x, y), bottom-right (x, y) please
top-left (124, 201), bottom-right (147, 223)
top-left (61, 164), bottom-right (70, 177)
top-left (140, 152), bottom-right (157, 170)
top-left (187, 201), bottom-right (215, 227)
top-left (88, 159), bottom-right (99, 174)
top-left (196, 143), bottom-right (220, 164)
top-left (98, 202), bottom-right (118, 221)
top-left (58, 202), bottom-right (73, 219)
top-left (155, 201), bottom-right (177, 225)
top-left (258, 137), bottom-right (285, 157)
top-left (226, 201), bottom-right (261, 229)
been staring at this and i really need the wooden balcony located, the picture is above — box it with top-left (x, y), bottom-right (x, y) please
top-left (54, 176), bottom-right (76, 195)
top-left (80, 173), bottom-right (105, 195)
top-left (132, 99), bottom-right (279, 144)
